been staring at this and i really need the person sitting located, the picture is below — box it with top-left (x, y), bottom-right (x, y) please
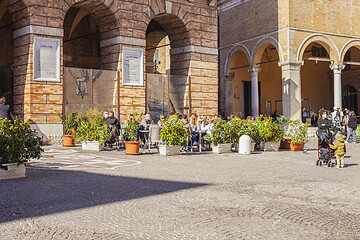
top-left (104, 111), bottom-right (121, 147)
top-left (189, 113), bottom-right (198, 131)
top-left (157, 114), bottom-right (165, 128)
top-left (140, 114), bottom-right (152, 130)
top-left (181, 115), bottom-right (196, 150)
top-left (0, 96), bottom-right (14, 121)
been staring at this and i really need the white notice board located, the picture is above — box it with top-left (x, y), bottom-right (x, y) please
top-left (122, 47), bottom-right (144, 86)
top-left (33, 37), bottom-right (60, 82)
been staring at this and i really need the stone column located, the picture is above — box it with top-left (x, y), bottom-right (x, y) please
top-left (330, 65), bottom-right (345, 109)
top-left (278, 61), bottom-right (304, 120)
top-left (224, 72), bottom-right (234, 117)
top-left (248, 68), bottom-right (261, 118)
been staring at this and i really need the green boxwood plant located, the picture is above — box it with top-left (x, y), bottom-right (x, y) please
top-left (73, 109), bottom-right (111, 145)
top-left (123, 111), bottom-right (143, 141)
top-left (286, 120), bottom-right (309, 144)
top-left (0, 119), bottom-right (43, 165)
top-left (58, 110), bottom-right (81, 135)
top-left (206, 119), bottom-right (232, 146)
top-left (253, 116), bottom-right (284, 144)
top-left (160, 119), bottom-right (189, 146)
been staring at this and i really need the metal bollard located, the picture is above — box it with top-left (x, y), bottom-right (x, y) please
top-left (239, 135), bottom-right (252, 154)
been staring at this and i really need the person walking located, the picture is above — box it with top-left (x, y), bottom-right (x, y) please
top-left (330, 135), bottom-right (347, 168)
top-left (346, 111), bottom-right (357, 144)
top-left (0, 96), bottom-right (14, 120)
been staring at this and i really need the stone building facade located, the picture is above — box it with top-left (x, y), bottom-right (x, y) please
top-left (0, 0), bottom-right (218, 140)
top-left (219, 0), bottom-right (360, 120)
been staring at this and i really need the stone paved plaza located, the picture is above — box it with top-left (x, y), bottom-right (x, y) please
top-left (1, 140), bottom-right (360, 239)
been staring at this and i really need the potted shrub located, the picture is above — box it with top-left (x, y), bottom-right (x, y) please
top-left (159, 119), bottom-right (189, 156)
top-left (286, 120), bottom-right (309, 151)
top-left (123, 111), bottom-right (143, 155)
top-left (254, 116), bottom-right (284, 151)
top-left (206, 119), bottom-right (232, 154)
top-left (0, 119), bottom-right (43, 180)
top-left (229, 117), bottom-right (256, 151)
top-left (58, 111), bottom-right (80, 147)
top-left (74, 109), bottom-right (111, 151)
top-left (277, 115), bottom-right (291, 149)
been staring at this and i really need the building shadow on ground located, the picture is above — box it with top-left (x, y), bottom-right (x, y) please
top-left (0, 168), bottom-right (209, 223)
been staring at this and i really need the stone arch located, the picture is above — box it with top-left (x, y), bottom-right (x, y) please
top-left (252, 36), bottom-right (284, 66)
top-left (340, 39), bottom-right (360, 63)
top-left (224, 44), bottom-right (251, 76)
top-left (1, 0), bottom-right (30, 29)
top-left (62, 0), bottom-right (120, 33)
top-left (63, 0), bottom-right (120, 70)
top-left (297, 34), bottom-right (340, 64)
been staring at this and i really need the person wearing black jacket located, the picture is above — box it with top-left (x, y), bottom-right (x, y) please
top-left (346, 111), bottom-right (358, 143)
top-left (0, 96), bottom-right (14, 120)
top-left (317, 111), bottom-right (332, 135)
top-left (104, 111), bottom-right (120, 135)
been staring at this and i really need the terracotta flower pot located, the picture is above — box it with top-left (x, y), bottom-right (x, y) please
top-left (290, 142), bottom-right (304, 151)
top-left (280, 138), bottom-right (291, 149)
top-left (125, 141), bottom-right (141, 155)
top-left (62, 134), bottom-right (75, 147)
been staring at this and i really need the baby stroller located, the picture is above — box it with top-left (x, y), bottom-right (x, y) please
top-left (316, 130), bottom-right (335, 167)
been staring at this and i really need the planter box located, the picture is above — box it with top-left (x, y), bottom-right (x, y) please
top-left (280, 138), bottom-right (291, 149)
top-left (290, 142), bottom-right (305, 151)
top-left (159, 145), bottom-right (181, 156)
top-left (62, 135), bottom-right (75, 147)
top-left (258, 142), bottom-right (280, 151)
top-left (212, 143), bottom-right (232, 154)
top-left (0, 163), bottom-right (26, 180)
top-left (81, 141), bottom-right (103, 151)
top-left (125, 141), bottom-right (141, 155)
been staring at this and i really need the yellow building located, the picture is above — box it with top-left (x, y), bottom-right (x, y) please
top-left (219, 0), bottom-right (360, 119)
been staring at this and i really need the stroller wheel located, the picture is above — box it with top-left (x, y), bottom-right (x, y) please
top-left (327, 161), bottom-right (331, 167)
top-left (331, 163), bottom-right (335, 167)
top-left (319, 161), bottom-right (322, 166)
top-left (316, 160), bottom-right (319, 166)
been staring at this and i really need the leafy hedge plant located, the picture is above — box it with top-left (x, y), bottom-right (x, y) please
top-left (160, 119), bottom-right (189, 146)
top-left (58, 110), bottom-right (81, 135)
top-left (123, 111), bottom-right (143, 141)
top-left (229, 117), bottom-right (256, 143)
top-left (0, 119), bottom-right (43, 165)
top-left (252, 116), bottom-right (284, 144)
top-left (206, 119), bottom-right (232, 146)
top-left (286, 120), bottom-right (309, 144)
top-left (73, 109), bottom-right (111, 145)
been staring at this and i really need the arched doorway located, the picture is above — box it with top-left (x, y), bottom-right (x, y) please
top-left (145, 14), bottom-right (190, 121)
top-left (252, 43), bottom-right (282, 118)
top-left (226, 50), bottom-right (251, 118)
top-left (300, 42), bottom-right (333, 113)
top-left (0, 3), bottom-right (13, 108)
top-left (63, 1), bottom-right (120, 115)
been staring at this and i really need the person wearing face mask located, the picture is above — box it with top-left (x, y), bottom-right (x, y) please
top-left (317, 110), bottom-right (332, 135)
top-left (103, 110), bottom-right (109, 119)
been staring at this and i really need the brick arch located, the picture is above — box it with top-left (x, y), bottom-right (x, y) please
top-left (251, 36), bottom-right (283, 66)
top-left (63, 0), bottom-right (120, 70)
top-left (62, 0), bottom-right (120, 38)
top-left (1, 0), bottom-right (30, 29)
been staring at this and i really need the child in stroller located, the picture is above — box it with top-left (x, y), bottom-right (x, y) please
top-left (316, 130), bottom-right (335, 167)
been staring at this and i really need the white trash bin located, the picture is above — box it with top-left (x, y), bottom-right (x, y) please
top-left (239, 135), bottom-right (252, 154)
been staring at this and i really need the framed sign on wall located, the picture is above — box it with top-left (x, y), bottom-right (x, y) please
top-left (33, 37), bottom-right (61, 82)
top-left (122, 47), bottom-right (144, 86)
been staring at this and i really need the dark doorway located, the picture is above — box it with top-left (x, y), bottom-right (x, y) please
top-left (343, 86), bottom-right (358, 115)
top-left (242, 81), bottom-right (261, 118)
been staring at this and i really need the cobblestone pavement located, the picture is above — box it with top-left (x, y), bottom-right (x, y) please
top-left (1, 139), bottom-right (360, 239)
